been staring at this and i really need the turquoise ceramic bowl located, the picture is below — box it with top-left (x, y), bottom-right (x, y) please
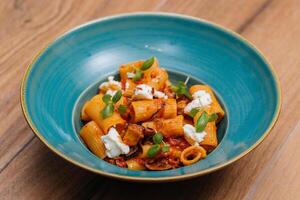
top-left (21, 13), bottom-right (281, 182)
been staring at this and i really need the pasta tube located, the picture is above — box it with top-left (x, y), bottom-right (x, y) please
top-left (85, 94), bottom-right (125, 133)
top-left (80, 121), bottom-right (106, 159)
top-left (130, 99), bottom-right (163, 123)
top-left (193, 111), bottom-right (218, 151)
top-left (81, 101), bottom-right (91, 121)
top-left (119, 60), bottom-right (144, 80)
top-left (122, 79), bottom-right (136, 97)
top-left (143, 58), bottom-right (168, 90)
top-left (180, 146), bottom-right (206, 166)
top-left (160, 99), bottom-right (177, 119)
top-left (123, 124), bottom-right (144, 146)
top-left (126, 158), bottom-right (145, 170)
top-left (189, 85), bottom-right (225, 121)
top-left (142, 115), bottom-right (184, 137)
top-left (140, 144), bottom-right (152, 158)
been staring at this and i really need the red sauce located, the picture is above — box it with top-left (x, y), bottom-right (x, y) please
top-left (166, 137), bottom-right (190, 150)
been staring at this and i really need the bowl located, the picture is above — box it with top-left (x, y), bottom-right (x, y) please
top-left (21, 12), bottom-right (281, 182)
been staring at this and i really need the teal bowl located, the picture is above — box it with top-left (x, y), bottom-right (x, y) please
top-left (21, 13), bottom-right (281, 182)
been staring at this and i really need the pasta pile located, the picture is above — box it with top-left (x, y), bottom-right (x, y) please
top-left (80, 57), bottom-right (225, 170)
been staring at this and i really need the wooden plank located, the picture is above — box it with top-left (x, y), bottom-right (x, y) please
top-left (0, 138), bottom-right (108, 200)
top-left (245, 120), bottom-right (300, 200)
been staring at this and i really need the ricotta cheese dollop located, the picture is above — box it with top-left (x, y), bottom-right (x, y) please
top-left (183, 124), bottom-right (207, 145)
top-left (184, 90), bottom-right (212, 114)
top-left (133, 84), bottom-right (153, 100)
top-left (153, 90), bottom-right (168, 99)
top-left (99, 76), bottom-right (121, 92)
top-left (101, 127), bottom-right (130, 158)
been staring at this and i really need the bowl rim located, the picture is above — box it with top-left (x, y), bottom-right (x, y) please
top-left (20, 12), bottom-right (282, 182)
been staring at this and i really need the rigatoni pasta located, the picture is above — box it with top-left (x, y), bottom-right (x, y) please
top-left (79, 57), bottom-right (225, 170)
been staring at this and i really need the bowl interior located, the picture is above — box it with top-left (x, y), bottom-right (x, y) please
top-left (73, 71), bottom-right (228, 147)
top-left (22, 13), bottom-right (280, 180)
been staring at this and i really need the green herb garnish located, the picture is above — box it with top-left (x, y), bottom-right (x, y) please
top-left (146, 131), bottom-right (166, 157)
top-left (131, 57), bottom-right (155, 82)
top-left (100, 90), bottom-right (122, 119)
top-left (118, 105), bottom-right (127, 115)
top-left (208, 113), bottom-right (218, 122)
top-left (188, 108), bottom-right (200, 118)
top-left (102, 94), bottom-right (112, 104)
top-left (153, 132), bottom-right (163, 144)
top-left (195, 112), bottom-right (218, 132)
top-left (147, 144), bottom-right (161, 158)
top-left (171, 81), bottom-right (192, 100)
top-left (140, 56), bottom-right (155, 70)
top-left (161, 145), bottom-right (170, 153)
top-left (101, 103), bottom-right (114, 119)
top-left (112, 90), bottom-right (122, 103)
top-left (195, 111), bottom-right (209, 132)
top-left (132, 67), bottom-right (144, 82)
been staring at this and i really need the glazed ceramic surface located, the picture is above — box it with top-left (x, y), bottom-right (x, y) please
top-left (21, 13), bottom-right (281, 182)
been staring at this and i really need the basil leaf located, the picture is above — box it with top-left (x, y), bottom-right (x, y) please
top-left (153, 132), bottom-right (163, 144)
top-left (102, 94), bottom-right (112, 104)
top-left (208, 113), bottom-right (218, 122)
top-left (178, 81), bottom-right (186, 87)
top-left (161, 145), bottom-right (170, 153)
top-left (183, 89), bottom-right (192, 100)
top-left (188, 108), bottom-right (199, 118)
top-left (171, 81), bottom-right (192, 100)
top-left (101, 103), bottom-right (114, 119)
top-left (147, 144), bottom-right (161, 158)
top-left (170, 84), bottom-right (179, 92)
top-left (118, 105), bottom-right (127, 115)
top-left (140, 56), bottom-right (155, 71)
top-left (112, 90), bottom-right (122, 103)
top-left (132, 68), bottom-right (144, 82)
top-left (195, 111), bottom-right (209, 132)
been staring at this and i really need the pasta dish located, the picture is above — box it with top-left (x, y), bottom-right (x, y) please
top-left (79, 57), bottom-right (225, 170)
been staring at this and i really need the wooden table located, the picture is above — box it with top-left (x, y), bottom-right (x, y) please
top-left (0, 0), bottom-right (299, 199)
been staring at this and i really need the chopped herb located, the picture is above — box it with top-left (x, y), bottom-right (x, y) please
top-left (171, 81), bottom-right (192, 100)
top-left (112, 90), bottom-right (122, 103)
top-left (102, 94), bottom-right (112, 104)
top-left (118, 105), bottom-right (127, 115)
top-left (132, 68), bottom-right (144, 82)
top-left (153, 132), bottom-right (163, 144)
top-left (208, 113), bottom-right (218, 122)
top-left (195, 111), bottom-right (209, 132)
top-left (101, 103), bottom-right (114, 119)
top-left (161, 145), bottom-right (170, 153)
top-left (147, 144), bottom-right (161, 158)
top-left (195, 112), bottom-right (218, 132)
top-left (140, 56), bottom-right (155, 71)
top-left (188, 108), bottom-right (200, 118)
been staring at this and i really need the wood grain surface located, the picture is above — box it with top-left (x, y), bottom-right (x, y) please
top-left (0, 0), bottom-right (299, 199)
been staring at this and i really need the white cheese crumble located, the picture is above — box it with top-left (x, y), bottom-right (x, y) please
top-left (133, 84), bottom-right (153, 100)
top-left (132, 84), bottom-right (168, 100)
top-left (126, 72), bottom-right (135, 78)
top-left (183, 124), bottom-right (207, 145)
top-left (105, 89), bottom-right (117, 97)
top-left (153, 90), bottom-right (168, 99)
top-left (192, 90), bottom-right (212, 106)
top-left (99, 76), bottom-right (121, 92)
top-left (184, 90), bottom-right (212, 114)
top-left (125, 81), bottom-right (129, 90)
top-left (101, 127), bottom-right (130, 158)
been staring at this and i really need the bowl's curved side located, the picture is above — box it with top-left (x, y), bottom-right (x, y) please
top-left (20, 12), bottom-right (281, 182)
